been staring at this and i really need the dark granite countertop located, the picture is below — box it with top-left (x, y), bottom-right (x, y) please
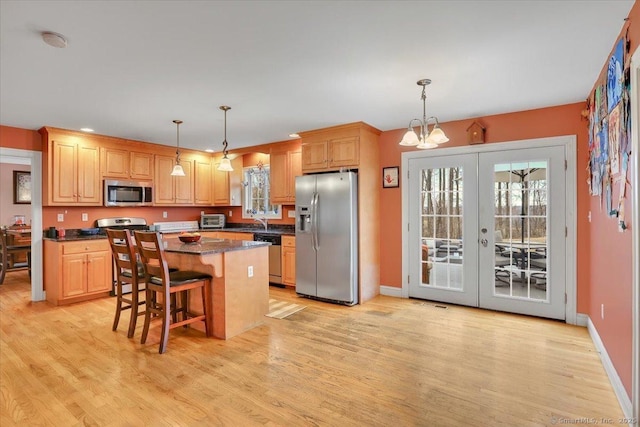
top-left (163, 236), bottom-right (270, 255)
top-left (203, 226), bottom-right (295, 236)
top-left (43, 234), bottom-right (107, 242)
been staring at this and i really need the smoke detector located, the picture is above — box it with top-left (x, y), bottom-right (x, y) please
top-left (42, 31), bottom-right (67, 48)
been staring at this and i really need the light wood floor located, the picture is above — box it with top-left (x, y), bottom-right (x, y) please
top-left (1, 271), bottom-right (624, 426)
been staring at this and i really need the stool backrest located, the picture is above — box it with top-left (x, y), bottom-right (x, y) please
top-left (105, 228), bottom-right (138, 279)
top-left (133, 231), bottom-right (171, 291)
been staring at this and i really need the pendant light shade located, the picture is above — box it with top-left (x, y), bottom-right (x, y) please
top-left (217, 105), bottom-right (234, 172)
top-left (399, 79), bottom-right (448, 149)
top-left (170, 120), bottom-right (186, 177)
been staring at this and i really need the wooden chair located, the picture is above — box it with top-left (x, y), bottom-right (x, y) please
top-left (133, 231), bottom-right (211, 354)
top-left (0, 229), bottom-right (31, 285)
top-left (106, 228), bottom-right (147, 338)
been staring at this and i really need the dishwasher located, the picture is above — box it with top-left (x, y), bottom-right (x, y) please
top-left (253, 233), bottom-right (282, 284)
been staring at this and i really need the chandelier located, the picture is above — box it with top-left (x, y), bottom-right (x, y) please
top-left (399, 79), bottom-right (449, 149)
top-left (170, 119), bottom-right (186, 176)
top-left (217, 105), bottom-right (233, 172)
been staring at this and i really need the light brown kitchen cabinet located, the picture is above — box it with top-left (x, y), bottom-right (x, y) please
top-left (213, 156), bottom-right (242, 206)
top-left (281, 235), bottom-right (296, 287)
top-left (194, 156), bottom-right (213, 205)
top-left (44, 239), bottom-right (112, 306)
top-left (41, 130), bottom-right (101, 206)
top-left (301, 136), bottom-right (359, 173)
top-left (154, 154), bottom-right (194, 205)
top-left (270, 149), bottom-right (301, 204)
top-left (101, 146), bottom-right (153, 180)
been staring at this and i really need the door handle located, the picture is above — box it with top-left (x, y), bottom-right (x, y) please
top-left (481, 238), bottom-right (488, 247)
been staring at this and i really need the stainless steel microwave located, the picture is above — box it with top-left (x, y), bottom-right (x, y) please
top-left (104, 179), bottom-right (153, 207)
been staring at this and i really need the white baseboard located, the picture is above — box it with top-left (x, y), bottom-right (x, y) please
top-left (379, 285), bottom-right (403, 298)
top-left (576, 313), bottom-right (589, 327)
top-left (587, 317), bottom-right (633, 420)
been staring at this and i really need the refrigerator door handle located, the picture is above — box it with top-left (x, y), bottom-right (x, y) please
top-left (312, 192), bottom-right (319, 250)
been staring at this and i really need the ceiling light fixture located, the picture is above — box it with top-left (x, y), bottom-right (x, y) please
top-left (80, 128), bottom-right (94, 133)
top-left (41, 31), bottom-right (67, 48)
top-left (399, 79), bottom-right (449, 149)
top-left (217, 105), bottom-right (233, 172)
top-left (170, 119), bottom-right (186, 176)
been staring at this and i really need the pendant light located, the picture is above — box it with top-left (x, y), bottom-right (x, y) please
top-left (217, 105), bottom-right (234, 172)
top-left (170, 119), bottom-right (186, 176)
top-left (399, 79), bottom-right (449, 149)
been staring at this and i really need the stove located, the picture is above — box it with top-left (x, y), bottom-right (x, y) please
top-left (96, 217), bottom-right (148, 232)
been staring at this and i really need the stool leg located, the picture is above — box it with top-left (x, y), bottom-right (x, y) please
top-left (112, 281), bottom-right (123, 332)
top-left (159, 291), bottom-right (171, 354)
top-left (141, 288), bottom-right (153, 345)
top-left (126, 283), bottom-right (139, 339)
top-left (201, 280), bottom-right (211, 337)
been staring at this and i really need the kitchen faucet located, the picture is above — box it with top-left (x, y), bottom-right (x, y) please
top-left (254, 217), bottom-right (268, 231)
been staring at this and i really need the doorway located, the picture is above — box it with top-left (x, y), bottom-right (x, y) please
top-left (403, 137), bottom-right (574, 321)
top-left (0, 147), bottom-right (44, 301)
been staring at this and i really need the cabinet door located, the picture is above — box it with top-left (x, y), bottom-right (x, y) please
top-left (86, 251), bottom-right (111, 293)
top-left (282, 245), bottom-right (296, 286)
top-left (194, 157), bottom-right (213, 205)
top-left (288, 151), bottom-right (302, 202)
top-left (328, 136), bottom-right (359, 168)
top-left (101, 147), bottom-right (129, 178)
top-left (213, 162), bottom-right (230, 205)
top-left (154, 155), bottom-right (176, 204)
top-left (62, 254), bottom-right (87, 297)
top-left (175, 159), bottom-right (194, 204)
top-left (52, 139), bottom-right (78, 204)
top-left (269, 150), bottom-right (289, 203)
top-left (77, 144), bottom-right (101, 204)
top-left (301, 141), bottom-right (328, 172)
top-left (130, 151), bottom-right (154, 180)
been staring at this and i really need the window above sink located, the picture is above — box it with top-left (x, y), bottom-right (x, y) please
top-left (241, 164), bottom-right (281, 219)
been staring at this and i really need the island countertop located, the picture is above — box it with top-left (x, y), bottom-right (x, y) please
top-left (162, 236), bottom-right (270, 255)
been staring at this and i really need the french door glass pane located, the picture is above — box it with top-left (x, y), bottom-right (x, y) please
top-left (420, 167), bottom-right (463, 289)
top-left (493, 161), bottom-right (548, 301)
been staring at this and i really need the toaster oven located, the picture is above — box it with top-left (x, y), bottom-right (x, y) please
top-left (200, 213), bottom-right (226, 229)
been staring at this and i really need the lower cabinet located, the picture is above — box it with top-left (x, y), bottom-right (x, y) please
top-left (281, 235), bottom-right (296, 287)
top-left (44, 239), bottom-right (112, 305)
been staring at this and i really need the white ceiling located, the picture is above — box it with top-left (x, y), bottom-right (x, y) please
top-left (0, 1), bottom-right (634, 152)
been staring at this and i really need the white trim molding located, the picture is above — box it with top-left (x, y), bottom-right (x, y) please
top-left (379, 285), bottom-right (403, 298)
top-left (587, 317), bottom-right (633, 420)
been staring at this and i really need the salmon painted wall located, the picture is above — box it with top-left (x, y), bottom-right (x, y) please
top-left (584, 1), bottom-right (640, 398)
top-left (0, 125), bottom-right (41, 151)
top-left (379, 102), bottom-right (589, 308)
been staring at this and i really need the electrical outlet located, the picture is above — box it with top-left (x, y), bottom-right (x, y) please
top-left (601, 304), bottom-right (605, 319)
top-left (57, 213), bottom-right (64, 222)
top-left (201, 211), bottom-right (204, 216)
top-left (588, 211), bottom-right (592, 223)
top-left (288, 210), bottom-right (296, 218)
top-left (229, 210), bottom-right (233, 217)
top-left (247, 266), bottom-right (253, 278)
top-left (82, 213), bottom-right (88, 222)
top-left (163, 211), bottom-right (168, 218)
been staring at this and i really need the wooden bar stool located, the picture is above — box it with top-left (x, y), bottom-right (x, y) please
top-left (0, 229), bottom-right (31, 285)
top-left (106, 228), bottom-right (146, 338)
top-left (133, 231), bottom-right (211, 354)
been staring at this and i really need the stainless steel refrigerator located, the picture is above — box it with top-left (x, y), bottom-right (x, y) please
top-left (295, 172), bottom-right (358, 305)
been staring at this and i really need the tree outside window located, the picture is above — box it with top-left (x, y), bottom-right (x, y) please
top-left (242, 163), bottom-right (281, 219)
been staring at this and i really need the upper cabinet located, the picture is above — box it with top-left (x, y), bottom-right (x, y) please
top-left (270, 145), bottom-right (301, 204)
top-left (300, 132), bottom-right (359, 173)
top-left (194, 155), bottom-right (213, 205)
top-left (212, 156), bottom-right (242, 206)
top-left (154, 154), bottom-right (194, 205)
top-left (101, 146), bottom-right (153, 180)
top-left (40, 128), bottom-right (101, 206)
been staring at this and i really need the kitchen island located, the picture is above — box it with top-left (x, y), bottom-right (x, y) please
top-left (161, 237), bottom-right (270, 340)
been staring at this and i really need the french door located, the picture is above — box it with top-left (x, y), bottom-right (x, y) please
top-left (407, 146), bottom-right (566, 320)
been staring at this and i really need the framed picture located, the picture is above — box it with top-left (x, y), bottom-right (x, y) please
top-left (382, 166), bottom-right (399, 188)
top-left (13, 171), bottom-right (31, 204)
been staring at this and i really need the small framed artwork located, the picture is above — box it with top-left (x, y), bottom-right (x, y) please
top-left (13, 171), bottom-right (31, 204)
top-left (382, 166), bottom-right (399, 188)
